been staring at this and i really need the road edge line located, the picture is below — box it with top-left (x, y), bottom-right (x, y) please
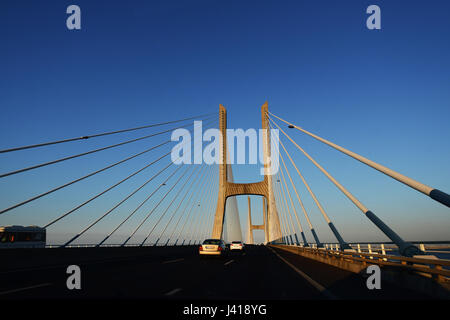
top-left (267, 246), bottom-right (338, 300)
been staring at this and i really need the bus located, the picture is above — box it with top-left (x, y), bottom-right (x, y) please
top-left (0, 225), bottom-right (46, 248)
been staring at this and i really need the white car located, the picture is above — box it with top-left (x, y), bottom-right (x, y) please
top-left (199, 239), bottom-right (228, 256)
top-left (230, 241), bottom-right (245, 252)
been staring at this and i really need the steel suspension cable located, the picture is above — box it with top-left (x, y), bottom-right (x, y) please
top-left (269, 121), bottom-right (318, 246)
top-left (0, 115), bottom-right (214, 179)
top-left (269, 115), bottom-right (421, 256)
top-left (1, 118), bottom-right (215, 216)
top-left (278, 149), bottom-right (317, 246)
top-left (61, 156), bottom-right (199, 248)
top-left (274, 175), bottom-right (289, 243)
top-left (44, 118), bottom-right (215, 230)
top-left (173, 192), bottom-right (200, 245)
top-left (272, 132), bottom-right (302, 245)
top-left (138, 165), bottom-right (192, 246)
top-left (154, 164), bottom-right (207, 246)
top-left (45, 151), bottom-right (171, 229)
top-left (269, 111), bottom-right (450, 208)
top-left (199, 165), bottom-right (217, 242)
top-left (167, 165), bottom-right (210, 246)
top-left (107, 119), bottom-right (217, 246)
top-left (96, 160), bottom-right (182, 247)
top-left (194, 165), bottom-right (216, 242)
top-left (274, 171), bottom-right (288, 241)
top-left (278, 166), bottom-right (296, 245)
top-left (182, 166), bottom-right (214, 244)
top-left (208, 165), bottom-right (220, 238)
top-left (120, 120), bottom-right (215, 246)
top-left (167, 163), bottom-right (211, 245)
top-left (0, 140), bottom-right (171, 216)
top-left (0, 112), bottom-right (215, 154)
top-left (279, 156), bottom-right (307, 246)
top-left (190, 166), bottom-right (215, 244)
top-left (269, 117), bottom-right (349, 249)
top-left (120, 164), bottom-right (184, 246)
top-left (177, 166), bottom-right (213, 244)
top-left (199, 165), bottom-right (218, 241)
top-left (139, 139), bottom-right (217, 247)
top-left (173, 169), bottom-right (209, 245)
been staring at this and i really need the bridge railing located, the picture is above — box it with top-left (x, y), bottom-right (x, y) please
top-left (270, 244), bottom-right (450, 283)
top-left (284, 242), bottom-right (450, 256)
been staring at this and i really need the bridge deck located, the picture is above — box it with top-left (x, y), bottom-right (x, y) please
top-left (0, 245), bottom-right (432, 299)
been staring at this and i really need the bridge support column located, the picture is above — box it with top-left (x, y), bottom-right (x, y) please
top-left (263, 197), bottom-right (269, 244)
top-left (247, 197), bottom-right (254, 244)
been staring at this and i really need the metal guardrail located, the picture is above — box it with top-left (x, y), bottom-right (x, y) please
top-left (270, 244), bottom-right (450, 283)
top-left (293, 242), bottom-right (450, 257)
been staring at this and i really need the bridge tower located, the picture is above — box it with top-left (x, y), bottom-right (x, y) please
top-left (212, 102), bottom-right (282, 243)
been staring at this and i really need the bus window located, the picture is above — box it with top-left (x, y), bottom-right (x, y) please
top-left (0, 232), bottom-right (5, 243)
top-left (34, 233), bottom-right (43, 241)
top-left (17, 232), bottom-right (25, 241)
top-left (20, 232), bottom-right (32, 241)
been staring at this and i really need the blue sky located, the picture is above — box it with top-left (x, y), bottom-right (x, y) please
top-left (1, 0), bottom-right (449, 244)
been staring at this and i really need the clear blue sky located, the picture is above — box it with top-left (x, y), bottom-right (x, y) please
top-left (1, 0), bottom-right (449, 244)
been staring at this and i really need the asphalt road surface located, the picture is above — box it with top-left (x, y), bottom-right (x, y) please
top-left (0, 245), bottom-right (432, 300)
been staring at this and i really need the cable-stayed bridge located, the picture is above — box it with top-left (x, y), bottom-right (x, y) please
top-left (0, 102), bottom-right (449, 300)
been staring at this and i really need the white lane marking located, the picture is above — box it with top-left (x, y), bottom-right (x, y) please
top-left (164, 288), bottom-right (182, 296)
top-left (224, 259), bottom-right (235, 266)
top-left (162, 258), bottom-right (185, 264)
top-left (0, 283), bottom-right (52, 296)
top-left (268, 247), bottom-right (337, 300)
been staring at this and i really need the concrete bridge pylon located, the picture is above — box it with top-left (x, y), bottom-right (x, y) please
top-left (211, 102), bottom-right (282, 243)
